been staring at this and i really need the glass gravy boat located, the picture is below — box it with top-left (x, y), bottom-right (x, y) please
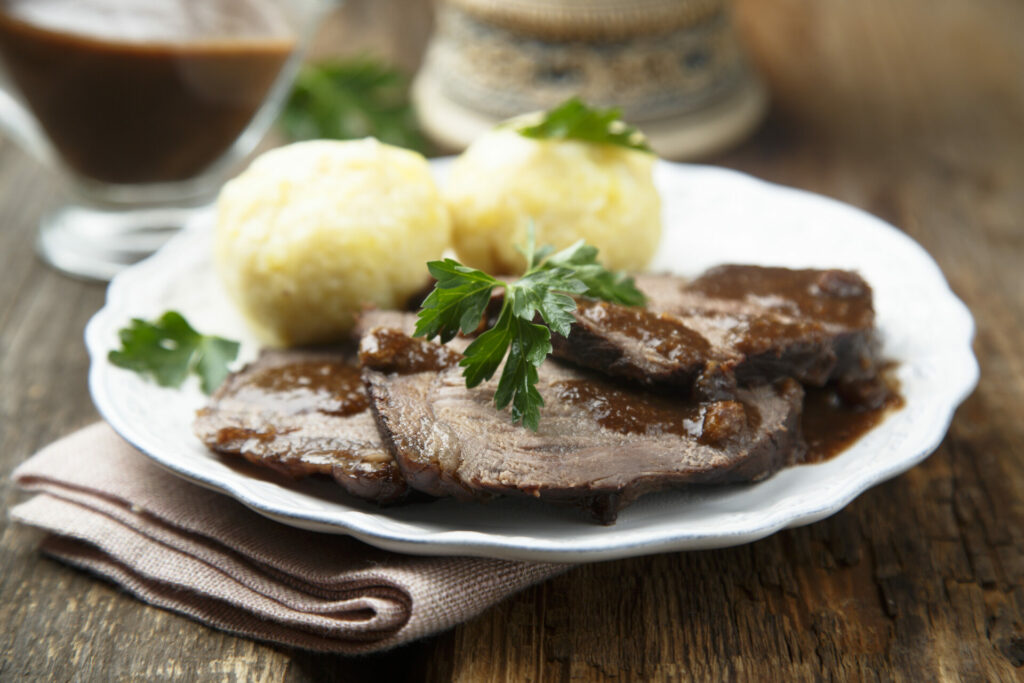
top-left (0, 0), bottom-right (329, 280)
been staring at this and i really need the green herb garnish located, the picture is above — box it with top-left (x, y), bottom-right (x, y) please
top-left (109, 312), bottom-right (240, 395)
top-left (414, 228), bottom-right (645, 430)
top-left (516, 97), bottom-right (652, 153)
top-left (280, 57), bottom-right (429, 153)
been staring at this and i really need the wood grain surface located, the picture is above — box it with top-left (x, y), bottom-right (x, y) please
top-left (2, 0), bottom-right (1023, 680)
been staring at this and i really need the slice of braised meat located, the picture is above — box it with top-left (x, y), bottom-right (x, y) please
top-left (194, 348), bottom-right (407, 503)
top-left (356, 308), bottom-right (475, 353)
top-left (360, 328), bottom-right (806, 524)
top-left (552, 266), bottom-right (880, 404)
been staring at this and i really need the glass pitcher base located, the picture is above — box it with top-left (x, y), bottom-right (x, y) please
top-left (36, 203), bottom-right (208, 282)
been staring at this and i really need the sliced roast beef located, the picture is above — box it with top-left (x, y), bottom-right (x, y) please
top-left (356, 308), bottom-right (475, 353)
top-left (361, 328), bottom-right (806, 524)
top-left (552, 266), bottom-right (879, 402)
top-left (194, 348), bottom-right (407, 503)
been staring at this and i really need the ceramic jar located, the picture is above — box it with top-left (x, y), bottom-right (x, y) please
top-left (413, 0), bottom-right (766, 158)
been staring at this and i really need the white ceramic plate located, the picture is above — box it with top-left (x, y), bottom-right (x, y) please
top-left (85, 160), bottom-right (978, 563)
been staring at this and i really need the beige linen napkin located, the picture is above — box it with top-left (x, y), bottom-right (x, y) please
top-left (10, 423), bottom-right (570, 653)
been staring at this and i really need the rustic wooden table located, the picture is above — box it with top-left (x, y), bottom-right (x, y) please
top-left (2, 0), bottom-right (1022, 679)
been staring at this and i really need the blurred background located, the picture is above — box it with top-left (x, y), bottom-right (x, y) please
top-left (295, 0), bottom-right (1024, 164)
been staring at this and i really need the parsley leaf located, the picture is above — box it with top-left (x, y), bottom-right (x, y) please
top-left (493, 318), bottom-right (549, 432)
top-left (279, 57), bottom-right (429, 153)
top-left (460, 304), bottom-right (518, 388)
top-left (542, 241), bottom-right (647, 306)
top-left (415, 228), bottom-right (646, 430)
top-left (516, 97), bottom-right (653, 153)
top-left (108, 312), bottom-right (240, 395)
top-left (414, 260), bottom-right (503, 343)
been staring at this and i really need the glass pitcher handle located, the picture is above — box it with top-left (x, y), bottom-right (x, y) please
top-left (0, 74), bottom-right (53, 167)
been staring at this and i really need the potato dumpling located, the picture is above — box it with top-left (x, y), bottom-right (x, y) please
top-left (444, 127), bottom-right (661, 274)
top-left (215, 139), bottom-right (451, 346)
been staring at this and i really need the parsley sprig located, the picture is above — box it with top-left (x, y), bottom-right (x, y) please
top-left (109, 311), bottom-right (240, 395)
top-left (280, 57), bottom-right (429, 153)
top-left (517, 97), bottom-right (652, 153)
top-left (414, 230), bottom-right (645, 430)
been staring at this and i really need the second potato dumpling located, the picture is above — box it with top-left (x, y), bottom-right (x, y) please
top-left (444, 126), bottom-right (662, 275)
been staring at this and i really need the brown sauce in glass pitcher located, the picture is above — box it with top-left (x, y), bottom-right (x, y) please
top-left (0, 0), bottom-right (296, 184)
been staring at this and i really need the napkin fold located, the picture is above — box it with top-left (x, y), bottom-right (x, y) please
top-left (10, 423), bottom-right (570, 653)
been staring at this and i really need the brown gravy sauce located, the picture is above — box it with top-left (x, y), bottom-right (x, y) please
top-left (359, 328), bottom-right (463, 375)
top-left (730, 313), bottom-right (825, 356)
top-left (686, 265), bottom-right (874, 329)
top-left (232, 360), bottom-right (369, 417)
top-left (0, 0), bottom-right (295, 183)
top-left (554, 378), bottom-right (761, 447)
top-left (555, 379), bottom-right (703, 437)
top-left (577, 299), bottom-right (710, 363)
top-left (801, 371), bottom-right (904, 463)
